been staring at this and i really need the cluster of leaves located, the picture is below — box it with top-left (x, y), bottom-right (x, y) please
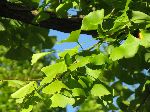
top-left (0, 0), bottom-right (150, 112)
top-left (0, 17), bottom-right (56, 60)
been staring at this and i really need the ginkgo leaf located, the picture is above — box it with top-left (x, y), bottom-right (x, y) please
top-left (122, 34), bottom-right (140, 58)
top-left (72, 88), bottom-right (86, 96)
top-left (31, 52), bottom-right (51, 65)
top-left (8, 80), bottom-right (26, 88)
top-left (40, 75), bottom-right (56, 85)
top-left (50, 94), bottom-right (75, 107)
top-left (69, 56), bottom-right (90, 71)
top-left (109, 47), bottom-right (125, 61)
top-left (91, 84), bottom-right (110, 98)
top-left (90, 53), bottom-right (107, 65)
top-left (86, 67), bottom-right (101, 79)
top-left (58, 46), bottom-right (79, 58)
top-left (11, 81), bottom-right (37, 99)
top-left (110, 34), bottom-right (140, 61)
top-left (131, 11), bottom-right (150, 23)
top-left (41, 61), bottom-right (67, 76)
top-left (140, 30), bottom-right (150, 48)
top-left (21, 105), bottom-right (33, 112)
top-left (60, 29), bottom-right (81, 43)
top-left (111, 13), bottom-right (130, 32)
top-left (81, 9), bottom-right (104, 30)
top-left (42, 80), bottom-right (68, 94)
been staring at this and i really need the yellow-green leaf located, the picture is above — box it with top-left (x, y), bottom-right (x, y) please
top-left (81, 9), bottom-right (104, 30)
top-left (91, 84), bottom-right (110, 98)
top-left (41, 61), bottom-right (67, 76)
top-left (51, 94), bottom-right (75, 107)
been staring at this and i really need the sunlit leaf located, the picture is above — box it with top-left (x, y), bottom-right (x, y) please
top-left (86, 67), bottom-right (101, 79)
top-left (50, 94), bottom-right (75, 107)
top-left (21, 105), bottom-right (33, 112)
top-left (60, 29), bottom-right (81, 43)
top-left (40, 75), bottom-right (56, 85)
top-left (31, 52), bottom-right (51, 65)
top-left (110, 34), bottom-right (140, 61)
top-left (8, 80), bottom-right (26, 88)
top-left (69, 56), bottom-right (90, 71)
top-left (91, 84), bottom-right (110, 98)
top-left (131, 11), bottom-right (150, 23)
top-left (81, 9), bottom-right (104, 30)
top-left (140, 30), bottom-right (150, 48)
top-left (90, 53), bottom-right (107, 65)
top-left (11, 81), bottom-right (37, 99)
top-left (72, 88), bottom-right (86, 96)
top-left (42, 80), bottom-right (68, 94)
top-left (41, 61), bottom-right (67, 76)
top-left (58, 46), bottom-right (79, 58)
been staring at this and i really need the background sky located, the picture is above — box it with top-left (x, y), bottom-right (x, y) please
top-left (49, 29), bottom-right (98, 51)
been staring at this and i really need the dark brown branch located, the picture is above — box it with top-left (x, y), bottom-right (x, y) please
top-left (0, 1), bottom-right (97, 36)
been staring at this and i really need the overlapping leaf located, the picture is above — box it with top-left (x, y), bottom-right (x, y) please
top-left (72, 88), bottom-right (86, 97)
top-left (41, 61), bottom-right (67, 76)
top-left (81, 9), bottom-right (104, 30)
top-left (140, 30), bottom-right (150, 48)
top-left (50, 94), bottom-right (75, 107)
top-left (110, 34), bottom-right (140, 61)
top-left (58, 46), bottom-right (79, 58)
top-left (131, 11), bottom-right (150, 23)
top-left (69, 56), bottom-right (90, 71)
top-left (42, 80), bottom-right (68, 94)
top-left (31, 52), bottom-right (51, 65)
top-left (60, 30), bottom-right (81, 43)
top-left (90, 53), bottom-right (107, 65)
top-left (11, 81), bottom-right (37, 99)
top-left (91, 84), bottom-right (110, 98)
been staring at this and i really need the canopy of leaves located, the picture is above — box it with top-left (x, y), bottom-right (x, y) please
top-left (0, 0), bottom-right (150, 112)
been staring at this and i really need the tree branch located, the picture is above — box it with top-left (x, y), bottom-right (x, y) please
top-left (0, 1), bottom-right (97, 36)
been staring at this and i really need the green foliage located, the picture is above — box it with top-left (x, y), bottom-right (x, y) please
top-left (11, 81), bottom-right (37, 99)
top-left (1, 0), bottom-right (150, 111)
top-left (60, 29), bottom-right (81, 43)
top-left (81, 9), bottom-right (104, 30)
top-left (31, 52), bottom-right (51, 65)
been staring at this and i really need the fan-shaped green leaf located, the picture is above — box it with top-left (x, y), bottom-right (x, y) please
top-left (31, 52), bottom-right (51, 65)
top-left (90, 53), bottom-right (107, 65)
top-left (60, 29), bottom-right (81, 43)
top-left (91, 84), bottom-right (110, 98)
top-left (81, 9), bottom-right (104, 30)
top-left (122, 34), bottom-right (140, 58)
top-left (40, 75), bottom-right (56, 85)
top-left (131, 11), bottom-right (150, 23)
top-left (42, 80), bottom-right (67, 94)
top-left (72, 88), bottom-right (86, 97)
top-left (86, 67), bottom-right (101, 79)
top-left (41, 61), bottom-right (67, 76)
top-left (11, 81), bottom-right (37, 99)
top-left (110, 34), bottom-right (140, 61)
top-left (8, 80), bottom-right (26, 88)
top-left (21, 105), bottom-right (33, 112)
top-left (50, 94), bottom-right (75, 107)
top-left (140, 30), bottom-right (150, 48)
top-left (58, 46), bottom-right (79, 58)
top-left (69, 56), bottom-right (90, 71)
